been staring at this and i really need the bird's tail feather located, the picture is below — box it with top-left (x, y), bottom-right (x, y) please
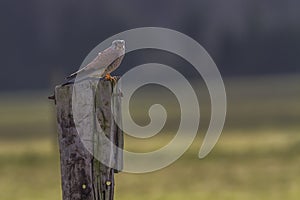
top-left (66, 72), bottom-right (77, 81)
top-left (61, 77), bottom-right (103, 87)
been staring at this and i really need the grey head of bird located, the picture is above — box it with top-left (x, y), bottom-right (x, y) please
top-left (112, 40), bottom-right (125, 50)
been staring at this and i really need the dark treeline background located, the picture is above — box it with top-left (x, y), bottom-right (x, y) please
top-left (0, 0), bottom-right (299, 91)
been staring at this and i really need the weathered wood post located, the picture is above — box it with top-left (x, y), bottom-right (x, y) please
top-left (51, 79), bottom-right (123, 200)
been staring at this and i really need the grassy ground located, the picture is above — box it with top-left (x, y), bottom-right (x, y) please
top-left (0, 129), bottom-right (299, 200)
top-left (0, 74), bottom-right (299, 200)
top-left (117, 129), bottom-right (300, 200)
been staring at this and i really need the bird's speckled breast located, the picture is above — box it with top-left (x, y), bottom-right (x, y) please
top-left (105, 55), bottom-right (124, 74)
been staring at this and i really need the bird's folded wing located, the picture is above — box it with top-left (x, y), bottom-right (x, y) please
top-left (66, 47), bottom-right (120, 80)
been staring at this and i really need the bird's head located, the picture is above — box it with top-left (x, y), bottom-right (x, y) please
top-left (112, 40), bottom-right (125, 50)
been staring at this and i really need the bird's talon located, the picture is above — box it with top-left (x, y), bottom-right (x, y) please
top-left (105, 74), bottom-right (116, 83)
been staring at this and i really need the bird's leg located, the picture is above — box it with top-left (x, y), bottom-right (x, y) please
top-left (105, 73), bottom-right (116, 82)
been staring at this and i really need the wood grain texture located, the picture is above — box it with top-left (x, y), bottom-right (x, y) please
top-left (55, 79), bottom-right (123, 200)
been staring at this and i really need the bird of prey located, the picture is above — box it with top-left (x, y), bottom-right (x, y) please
top-left (65, 40), bottom-right (125, 83)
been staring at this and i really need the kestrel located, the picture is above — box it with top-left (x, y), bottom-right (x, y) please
top-left (66, 40), bottom-right (125, 82)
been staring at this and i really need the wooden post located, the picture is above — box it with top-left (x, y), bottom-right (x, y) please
top-left (52, 79), bottom-right (123, 200)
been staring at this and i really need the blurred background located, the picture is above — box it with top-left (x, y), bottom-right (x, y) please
top-left (0, 0), bottom-right (299, 199)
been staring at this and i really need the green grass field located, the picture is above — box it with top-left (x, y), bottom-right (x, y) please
top-left (0, 74), bottom-right (299, 200)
